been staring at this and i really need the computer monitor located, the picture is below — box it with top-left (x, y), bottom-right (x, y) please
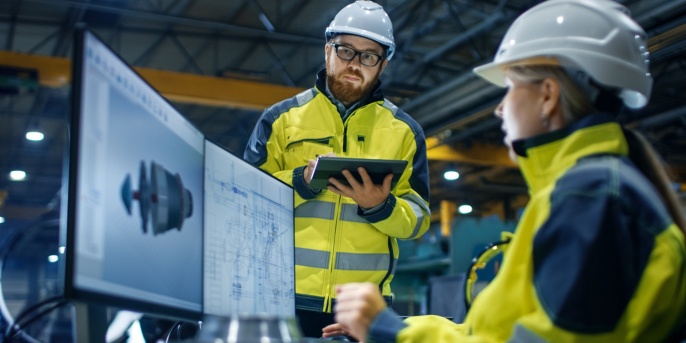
top-left (65, 27), bottom-right (205, 320)
top-left (64, 27), bottom-right (296, 331)
top-left (203, 140), bottom-right (295, 317)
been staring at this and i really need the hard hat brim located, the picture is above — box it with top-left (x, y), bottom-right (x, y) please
top-left (473, 56), bottom-right (562, 87)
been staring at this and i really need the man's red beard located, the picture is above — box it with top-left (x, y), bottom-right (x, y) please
top-left (327, 68), bottom-right (379, 105)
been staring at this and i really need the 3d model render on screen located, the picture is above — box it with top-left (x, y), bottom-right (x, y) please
top-left (121, 160), bottom-right (194, 235)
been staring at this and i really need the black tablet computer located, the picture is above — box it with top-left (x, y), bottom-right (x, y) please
top-left (309, 157), bottom-right (408, 190)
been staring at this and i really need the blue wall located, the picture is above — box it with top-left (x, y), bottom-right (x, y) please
top-left (449, 216), bottom-right (516, 275)
top-left (392, 215), bottom-right (518, 316)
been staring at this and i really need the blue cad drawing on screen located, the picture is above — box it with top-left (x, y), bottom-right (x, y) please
top-left (203, 141), bottom-right (295, 317)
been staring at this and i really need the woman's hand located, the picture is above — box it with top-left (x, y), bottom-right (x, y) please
top-left (322, 322), bottom-right (348, 338)
top-left (333, 282), bottom-right (388, 342)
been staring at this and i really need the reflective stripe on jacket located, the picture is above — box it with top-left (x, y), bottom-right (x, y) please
top-left (244, 69), bottom-right (431, 312)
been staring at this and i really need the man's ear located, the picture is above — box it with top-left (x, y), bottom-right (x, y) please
top-left (378, 58), bottom-right (388, 74)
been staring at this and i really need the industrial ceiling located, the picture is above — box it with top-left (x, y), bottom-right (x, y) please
top-left (1, 0), bottom-right (686, 337)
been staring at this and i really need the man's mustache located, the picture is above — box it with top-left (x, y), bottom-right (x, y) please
top-left (345, 69), bottom-right (364, 80)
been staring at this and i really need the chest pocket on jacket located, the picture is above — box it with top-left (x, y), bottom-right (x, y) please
top-left (285, 137), bottom-right (334, 168)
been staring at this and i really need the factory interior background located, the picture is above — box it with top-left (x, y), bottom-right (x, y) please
top-left (1, 0), bottom-right (686, 340)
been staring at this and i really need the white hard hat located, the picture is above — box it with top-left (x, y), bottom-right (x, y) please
top-left (474, 0), bottom-right (652, 109)
top-left (325, 1), bottom-right (396, 60)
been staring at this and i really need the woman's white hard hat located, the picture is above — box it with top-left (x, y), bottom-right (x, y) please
top-left (474, 0), bottom-right (652, 109)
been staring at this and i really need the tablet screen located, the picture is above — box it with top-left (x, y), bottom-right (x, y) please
top-left (309, 157), bottom-right (407, 190)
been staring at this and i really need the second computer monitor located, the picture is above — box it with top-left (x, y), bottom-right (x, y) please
top-left (203, 141), bottom-right (295, 317)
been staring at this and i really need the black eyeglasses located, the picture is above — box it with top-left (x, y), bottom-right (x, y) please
top-left (330, 43), bottom-right (384, 67)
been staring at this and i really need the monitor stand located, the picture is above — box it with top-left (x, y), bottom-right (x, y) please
top-left (71, 302), bottom-right (108, 343)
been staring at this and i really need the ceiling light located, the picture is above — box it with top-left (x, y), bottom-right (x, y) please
top-left (26, 130), bottom-right (44, 141)
top-left (444, 170), bottom-right (460, 181)
top-left (26, 121), bottom-right (44, 141)
top-left (9, 170), bottom-right (27, 181)
top-left (0, 216), bottom-right (4, 224)
top-left (48, 255), bottom-right (59, 263)
top-left (458, 204), bottom-right (473, 214)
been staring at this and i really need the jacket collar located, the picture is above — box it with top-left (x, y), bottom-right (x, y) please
top-left (514, 113), bottom-right (629, 193)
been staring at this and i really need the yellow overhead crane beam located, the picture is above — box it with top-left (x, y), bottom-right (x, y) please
top-left (0, 50), bottom-right (302, 111)
top-left (426, 137), bottom-right (517, 168)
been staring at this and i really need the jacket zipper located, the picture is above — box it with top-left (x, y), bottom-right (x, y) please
top-left (377, 238), bottom-right (395, 297)
top-left (342, 125), bottom-right (348, 153)
top-left (324, 194), bottom-right (343, 313)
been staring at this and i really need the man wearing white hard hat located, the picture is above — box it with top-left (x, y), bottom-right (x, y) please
top-left (244, 1), bottom-right (431, 338)
top-left (328, 0), bottom-right (686, 342)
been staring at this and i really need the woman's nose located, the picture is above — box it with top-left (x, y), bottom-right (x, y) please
top-left (494, 102), bottom-right (504, 118)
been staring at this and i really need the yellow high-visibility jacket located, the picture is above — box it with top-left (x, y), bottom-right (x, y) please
top-left (244, 69), bottom-right (431, 313)
top-left (367, 113), bottom-right (686, 342)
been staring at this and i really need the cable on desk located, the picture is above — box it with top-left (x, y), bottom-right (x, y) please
top-left (3, 296), bottom-right (70, 343)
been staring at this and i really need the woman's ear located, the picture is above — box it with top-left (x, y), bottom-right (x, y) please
top-left (540, 78), bottom-right (560, 117)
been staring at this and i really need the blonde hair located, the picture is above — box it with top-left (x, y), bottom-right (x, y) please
top-left (508, 64), bottom-right (686, 235)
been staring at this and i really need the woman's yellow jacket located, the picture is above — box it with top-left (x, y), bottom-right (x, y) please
top-left (368, 114), bottom-right (686, 342)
